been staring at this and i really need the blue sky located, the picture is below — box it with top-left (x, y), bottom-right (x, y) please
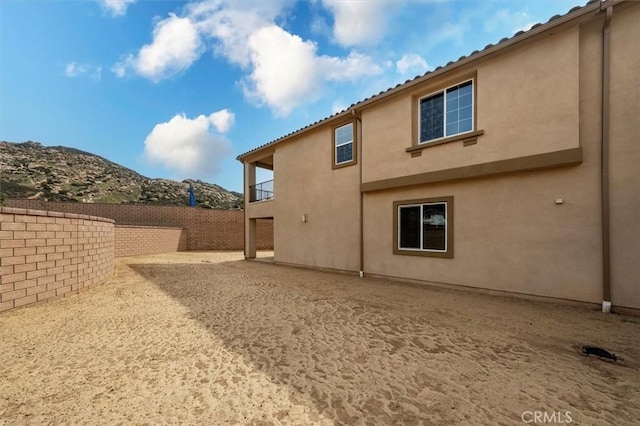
top-left (1, 0), bottom-right (585, 193)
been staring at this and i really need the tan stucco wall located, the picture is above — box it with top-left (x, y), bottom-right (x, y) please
top-left (273, 128), bottom-right (361, 271)
top-left (240, 1), bottom-right (639, 309)
top-left (608, 3), bottom-right (640, 308)
top-left (362, 25), bottom-right (581, 184)
top-left (362, 165), bottom-right (602, 303)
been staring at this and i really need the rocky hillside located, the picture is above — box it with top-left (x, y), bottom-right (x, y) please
top-left (0, 141), bottom-right (242, 209)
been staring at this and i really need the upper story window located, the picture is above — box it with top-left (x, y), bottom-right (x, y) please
top-left (419, 80), bottom-right (473, 144)
top-left (332, 121), bottom-right (357, 169)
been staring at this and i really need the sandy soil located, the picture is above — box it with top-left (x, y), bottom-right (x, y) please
top-left (1, 251), bottom-right (639, 425)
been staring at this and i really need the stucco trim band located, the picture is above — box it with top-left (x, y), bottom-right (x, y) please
top-left (361, 147), bottom-right (583, 192)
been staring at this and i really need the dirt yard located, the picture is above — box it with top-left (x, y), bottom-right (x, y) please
top-left (1, 252), bottom-right (639, 425)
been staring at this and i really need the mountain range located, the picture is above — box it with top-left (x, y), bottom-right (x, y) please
top-left (0, 141), bottom-right (242, 209)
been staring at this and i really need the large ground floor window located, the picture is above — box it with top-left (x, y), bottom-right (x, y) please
top-left (393, 196), bottom-right (453, 258)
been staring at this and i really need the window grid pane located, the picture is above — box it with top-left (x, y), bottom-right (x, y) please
top-left (399, 206), bottom-right (421, 249)
top-left (335, 123), bottom-right (353, 146)
top-left (445, 81), bottom-right (473, 137)
top-left (422, 203), bottom-right (446, 251)
top-left (336, 142), bottom-right (353, 163)
top-left (420, 93), bottom-right (444, 142)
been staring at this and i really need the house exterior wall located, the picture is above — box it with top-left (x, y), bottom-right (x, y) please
top-left (362, 167), bottom-right (602, 303)
top-left (608, 3), bottom-right (640, 307)
top-left (240, 1), bottom-right (639, 310)
top-left (362, 25), bottom-right (581, 184)
top-left (272, 127), bottom-right (361, 271)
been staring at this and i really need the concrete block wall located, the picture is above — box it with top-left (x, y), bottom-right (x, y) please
top-left (115, 226), bottom-right (187, 257)
top-left (0, 206), bottom-right (115, 313)
top-left (6, 200), bottom-right (274, 251)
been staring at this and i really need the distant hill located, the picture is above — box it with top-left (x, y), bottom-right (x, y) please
top-left (0, 141), bottom-right (242, 209)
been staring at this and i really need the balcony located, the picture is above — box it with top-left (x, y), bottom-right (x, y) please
top-left (249, 179), bottom-right (274, 202)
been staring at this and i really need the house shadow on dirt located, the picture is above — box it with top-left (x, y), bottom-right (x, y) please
top-left (126, 259), bottom-right (640, 425)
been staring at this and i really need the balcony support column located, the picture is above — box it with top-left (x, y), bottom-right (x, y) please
top-left (244, 162), bottom-right (257, 259)
top-left (245, 218), bottom-right (257, 259)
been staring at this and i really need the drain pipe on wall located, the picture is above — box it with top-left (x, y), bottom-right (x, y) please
top-left (352, 108), bottom-right (364, 278)
top-left (601, 3), bottom-right (612, 313)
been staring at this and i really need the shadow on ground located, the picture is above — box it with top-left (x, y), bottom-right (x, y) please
top-left (127, 259), bottom-right (640, 425)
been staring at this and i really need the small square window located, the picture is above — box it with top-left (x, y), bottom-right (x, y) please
top-left (394, 197), bottom-right (454, 258)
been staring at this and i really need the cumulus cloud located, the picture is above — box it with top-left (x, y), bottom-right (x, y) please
top-left (114, 14), bottom-right (203, 82)
top-left (321, 0), bottom-right (391, 47)
top-left (242, 26), bottom-right (382, 116)
top-left (396, 53), bottom-right (429, 75)
top-left (64, 62), bottom-right (102, 81)
top-left (143, 111), bottom-right (233, 178)
top-left (189, 1), bottom-right (291, 67)
top-left (209, 109), bottom-right (235, 133)
top-left (101, 0), bottom-right (136, 17)
top-left (242, 26), bottom-right (322, 116)
top-left (115, 0), bottom-right (383, 115)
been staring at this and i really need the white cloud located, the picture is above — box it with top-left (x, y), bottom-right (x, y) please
top-left (242, 25), bottom-right (382, 116)
top-left (143, 112), bottom-right (233, 178)
top-left (396, 53), bottom-right (429, 75)
top-left (242, 26), bottom-right (321, 116)
top-left (484, 9), bottom-right (535, 36)
top-left (324, 51), bottom-right (383, 81)
top-left (64, 62), bottom-right (102, 81)
top-left (209, 109), bottom-right (235, 133)
top-left (332, 101), bottom-right (348, 114)
top-left (321, 0), bottom-right (390, 47)
top-left (114, 14), bottom-right (203, 82)
top-left (320, 0), bottom-right (448, 47)
top-left (189, 1), bottom-right (290, 67)
top-left (114, 0), bottom-right (382, 115)
top-left (426, 21), bottom-right (465, 49)
top-left (111, 60), bottom-right (128, 78)
top-left (101, 0), bottom-right (136, 17)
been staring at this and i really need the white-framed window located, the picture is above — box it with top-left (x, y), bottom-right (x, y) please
top-left (394, 197), bottom-right (453, 258)
top-left (334, 122), bottom-right (354, 165)
top-left (419, 80), bottom-right (473, 143)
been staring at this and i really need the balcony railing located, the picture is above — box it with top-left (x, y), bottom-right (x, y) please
top-left (249, 179), bottom-right (274, 202)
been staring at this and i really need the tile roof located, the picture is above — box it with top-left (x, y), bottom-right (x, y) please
top-left (237, 0), bottom-right (603, 161)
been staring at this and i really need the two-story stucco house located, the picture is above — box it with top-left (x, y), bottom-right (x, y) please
top-left (238, 0), bottom-right (639, 312)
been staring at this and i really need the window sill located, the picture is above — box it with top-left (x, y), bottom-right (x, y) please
top-left (393, 248), bottom-right (453, 258)
top-left (332, 159), bottom-right (357, 170)
top-left (249, 197), bottom-right (274, 204)
top-left (406, 130), bottom-right (484, 157)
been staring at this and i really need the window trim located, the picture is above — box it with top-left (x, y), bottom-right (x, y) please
top-left (409, 71), bottom-right (482, 156)
top-left (332, 119), bottom-right (357, 169)
top-left (393, 196), bottom-right (454, 258)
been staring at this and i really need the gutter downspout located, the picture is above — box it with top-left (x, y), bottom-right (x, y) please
top-left (353, 108), bottom-right (364, 278)
top-left (601, 3), bottom-right (613, 313)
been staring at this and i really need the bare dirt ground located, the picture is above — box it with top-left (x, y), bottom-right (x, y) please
top-left (1, 251), bottom-right (639, 425)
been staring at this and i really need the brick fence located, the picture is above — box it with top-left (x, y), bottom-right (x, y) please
top-left (5, 200), bottom-right (274, 251)
top-left (0, 206), bottom-right (114, 312)
top-left (115, 225), bottom-right (187, 257)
